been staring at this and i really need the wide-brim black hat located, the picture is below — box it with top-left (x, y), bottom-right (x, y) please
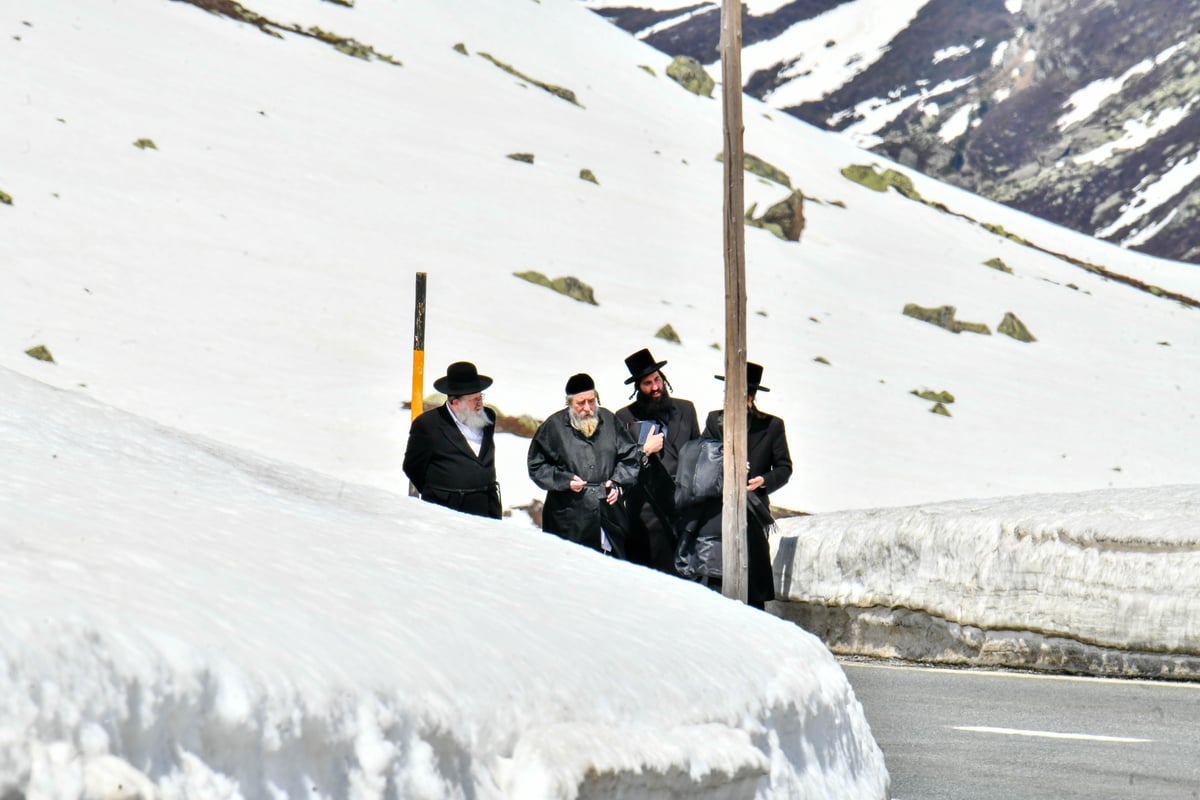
top-left (433, 361), bottom-right (493, 395)
top-left (623, 347), bottom-right (668, 385)
top-left (714, 361), bottom-right (770, 392)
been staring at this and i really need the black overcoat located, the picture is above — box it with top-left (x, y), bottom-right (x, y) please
top-left (403, 404), bottom-right (501, 519)
top-left (615, 396), bottom-right (701, 478)
top-left (616, 396), bottom-right (701, 570)
top-left (691, 407), bottom-right (793, 606)
top-left (527, 407), bottom-right (641, 554)
top-left (703, 408), bottom-right (793, 504)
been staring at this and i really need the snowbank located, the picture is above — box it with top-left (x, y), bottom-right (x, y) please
top-left (773, 486), bottom-right (1200, 677)
top-left (0, 368), bottom-right (887, 799)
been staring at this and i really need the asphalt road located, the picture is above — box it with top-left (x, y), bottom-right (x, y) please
top-left (841, 660), bottom-right (1200, 800)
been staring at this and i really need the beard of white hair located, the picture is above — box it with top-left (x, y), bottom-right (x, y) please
top-left (452, 400), bottom-right (492, 431)
top-left (568, 403), bottom-right (600, 438)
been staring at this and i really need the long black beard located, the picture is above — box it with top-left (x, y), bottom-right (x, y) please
top-left (634, 391), bottom-right (672, 418)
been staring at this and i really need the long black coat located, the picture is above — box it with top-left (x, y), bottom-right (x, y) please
top-left (616, 396), bottom-right (700, 570)
top-left (527, 407), bottom-right (641, 554)
top-left (689, 407), bottom-right (793, 606)
top-left (615, 396), bottom-right (701, 478)
top-left (703, 408), bottom-right (793, 505)
top-left (403, 404), bottom-right (501, 519)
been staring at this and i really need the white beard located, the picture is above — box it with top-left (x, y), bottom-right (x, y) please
top-left (569, 407), bottom-right (599, 438)
top-left (453, 403), bottom-right (492, 431)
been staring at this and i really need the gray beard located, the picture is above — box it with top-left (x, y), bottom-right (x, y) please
top-left (453, 404), bottom-right (492, 431)
top-left (569, 407), bottom-right (599, 438)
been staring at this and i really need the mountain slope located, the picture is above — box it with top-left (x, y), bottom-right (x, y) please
top-left (584, 0), bottom-right (1200, 264)
top-left (2, 0), bottom-right (1199, 515)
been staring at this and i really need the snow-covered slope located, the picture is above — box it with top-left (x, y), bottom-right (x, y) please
top-left (0, 365), bottom-right (886, 797)
top-left (583, 0), bottom-right (1200, 264)
top-left (4, 0), bottom-right (1198, 519)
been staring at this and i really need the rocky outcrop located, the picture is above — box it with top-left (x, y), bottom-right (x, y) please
top-left (587, 0), bottom-right (1200, 264)
top-left (747, 190), bottom-right (806, 241)
top-left (665, 55), bottom-right (714, 98)
top-left (513, 271), bottom-right (599, 305)
top-left (902, 304), bottom-right (990, 335)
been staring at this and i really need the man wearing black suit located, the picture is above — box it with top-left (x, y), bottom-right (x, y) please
top-left (615, 347), bottom-right (701, 573)
top-left (696, 362), bottom-right (792, 607)
top-left (403, 361), bottom-right (502, 519)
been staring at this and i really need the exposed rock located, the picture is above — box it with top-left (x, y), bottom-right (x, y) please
top-left (983, 257), bottom-right (1013, 274)
top-left (0, 189), bottom-right (11, 205)
top-left (174, 1), bottom-right (400, 63)
top-left (513, 271), bottom-right (598, 305)
top-left (478, 52), bottom-right (581, 107)
top-left (747, 189), bottom-right (805, 241)
top-left (930, 402), bottom-right (951, 417)
top-left (717, 152), bottom-right (791, 187)
top-left (841, 164), bottom-right (922, 201)
top-left (654, 323), bottom-right (681, 344)
top-left (998, 311), bottom-right (1036, 342)
top-left (579, 168), bottom-right (599, 184)
top-left (133, 138), bottom-right (157, 150)
top-left (25, 345), bottom-right (55, 363)
top-left (495, 413), bottom-right (541, 438)
top-left (452, 43), bottom-right (468, 55)
top-left (591, 0), bottom-right (1200, 264)
top-left (902, 303), bottom-right (991, 335)
top-left (507, 152), bottom-right (534, 164)
top-left (514, 498), bottom-right (544, 528)
top-left (911, 389), bottom-right (954, 404)
top-left (665, 55), bottom-right (714, 98)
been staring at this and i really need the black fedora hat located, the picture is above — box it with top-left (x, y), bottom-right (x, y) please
top-left (433, 361), bottom-right (493, 395)
top-left (714, 362), bottom-right (770, 392)
top-left (623, 347), bottom-right (668, 385)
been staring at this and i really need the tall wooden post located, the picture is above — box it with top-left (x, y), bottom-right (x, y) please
top-left (720, 0), bottom-right (749, 603)
top-left (409, 272), bottom-right (427, 497)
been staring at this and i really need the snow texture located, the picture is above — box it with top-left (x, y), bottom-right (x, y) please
top-left (0, 367), bottom-right (886, 798)
top-left (4, 0), bottom-right (1200, 794)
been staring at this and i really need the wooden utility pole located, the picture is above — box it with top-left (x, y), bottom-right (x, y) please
top-left (409, 272), bottom-right (427, 498)
top-left (719, 0), bottom-right (749, 603)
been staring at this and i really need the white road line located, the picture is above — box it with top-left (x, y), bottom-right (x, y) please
top-left (952, 725), bottom-right (1152, 743)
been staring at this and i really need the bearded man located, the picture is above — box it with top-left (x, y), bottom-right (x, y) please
top-left (527, 373), bottom-right (641, 556)
top-left (615, 348), bottom-right (701, 573)
top-left (403, 361), bottom-right (502, 519)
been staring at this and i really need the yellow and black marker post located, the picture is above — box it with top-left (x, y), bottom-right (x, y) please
top-left (409, 272), bottom-right (427, 497)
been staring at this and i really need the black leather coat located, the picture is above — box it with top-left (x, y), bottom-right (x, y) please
top-left (527, 407), bottom-right (640, 554)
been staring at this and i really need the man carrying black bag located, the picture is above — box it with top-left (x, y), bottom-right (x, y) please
top-left (615, 348), bottom-right (701, 574)
top-left (675, 362), bottom-right (791, 609)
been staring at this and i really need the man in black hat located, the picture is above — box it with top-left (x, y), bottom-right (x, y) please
top-left (527, 373), bottom-right (641, 556)
top-left (691, 362), bottom-right (792, 607)
top-left (614, 347), bottom-right (701, 573)
top-left (403, 361), bottom-right (502, 519)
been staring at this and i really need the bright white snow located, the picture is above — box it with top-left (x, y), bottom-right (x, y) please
top-left (1094, 154), bottom-right (1200, 243)
top-left (1073, 104), bottom-right (1196, 166)
top-left (0, 366), bottom-right (886, 798)
top-left (5, 0), bottom-right (1200, 794)
top-left (775, 485), bottom-right (1200, 658)
top-left (738, 0), bottom-right (933, 108)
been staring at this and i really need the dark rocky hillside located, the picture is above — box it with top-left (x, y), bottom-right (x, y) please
top-left (585, 0), bottom-right (1200, 264)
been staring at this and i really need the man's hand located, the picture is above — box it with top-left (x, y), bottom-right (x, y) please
top-left (642, 425), bottom-right (664, 456)
top-left (605, 481), bottom-right (620, 505)
top-left (747, 475), bottom-right (765, 492)
top-left (569, 475), bottom-right (586, 492)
